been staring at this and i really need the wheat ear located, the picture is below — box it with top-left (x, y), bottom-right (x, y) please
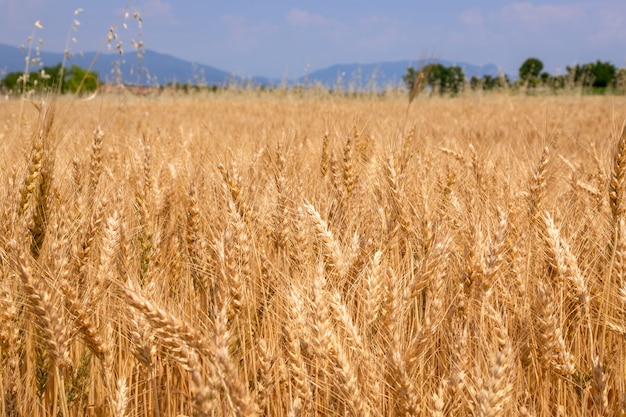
top-left (11, 242), bottom-right (70, 417)
top-left (590, 355), bottom-right (608, 416)
top-left (303, 201), bottom-right (345, 276)
top-left (0, 287), bottom-right (21, 417)
top-left (610, 126), bottom-right (626, 221)
top-left (473, 306), bottom-right (515, 417)
top-left (541, 211), bottom-right (590, 312)
top-left (534, 282), bottom-right (576, 377)
top-left (529, 147), bottom-right (549, 221)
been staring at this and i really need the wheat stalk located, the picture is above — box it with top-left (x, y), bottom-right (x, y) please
top-left (610, 127), bottom-right (626, 221)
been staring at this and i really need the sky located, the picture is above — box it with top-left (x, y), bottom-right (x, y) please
top-left (1, 0), bottom-right (625, 79)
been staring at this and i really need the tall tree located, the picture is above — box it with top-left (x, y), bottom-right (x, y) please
top-left (567, 61), bottom-right (617, 88)
top-left (519, 58), bottom-right (544, 83)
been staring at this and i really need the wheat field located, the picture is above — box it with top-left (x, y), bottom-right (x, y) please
top-left (1, 90), bottom-right (626, 417)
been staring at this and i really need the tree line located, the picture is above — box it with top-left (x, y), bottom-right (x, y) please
top-left (0, 63), bottom-right (100, 95)
top-left (2, 58), bottom-right (624, 97)
top-left (403, 58), bottom-right (626, 95)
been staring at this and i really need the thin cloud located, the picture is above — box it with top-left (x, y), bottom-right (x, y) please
top-left (221, 15), bottom-right (275, 49)
top-left (354, 16), bottom-right (408, 50)
top-left (0, 0), bottom-right (49, 19)
top-left (141, 0), bottom-right (174, 19)
top-left (286, 8), bottom-right (330, 27)
top-left (492, 2), bottom-right (585, 27)
top-left (589, 8), bottom-right (626, 44)
top-left (459, 8), bottom-right (484, 26)
top-left (132, 0), bottom-right (180, 25)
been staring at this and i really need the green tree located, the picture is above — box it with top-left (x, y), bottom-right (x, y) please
top-left (519, 58), bottom-right (544, 84)
top-left (445, 65), bottom-right (465, 94)
top-left (566, 61), bottom-right (617, 89)
top-left (1, 72), bottom-right (22, 92)
top-left (587, 60), bottom-right (616, 88)
top-left (470, 74), bottom-right (510, 91)
top-left (0, 64), bottom-right (99, 95)
top-left (424, 64), bottom-right (465, 94)
top-left (65, 65), bottom-right (99, 93)
top-left (615, 68), bottom-right (626, 93)
top-left (404, 63), bottom-right (466, 96)
top-left (408, 63), bottom-right (465, 95)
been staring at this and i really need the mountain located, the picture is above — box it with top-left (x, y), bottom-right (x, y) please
top-left (0, 43), bottom-right (246, 86)
top-left (298, 60), bottom-right (503, 90)
top-left (0, 43), bottom-right (504, 89)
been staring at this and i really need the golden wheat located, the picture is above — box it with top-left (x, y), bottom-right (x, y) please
top-left (0, 91), bottom-right (626, 417)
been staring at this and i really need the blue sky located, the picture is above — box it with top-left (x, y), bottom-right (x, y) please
top-left (1, 0), bottom-right (625, 78)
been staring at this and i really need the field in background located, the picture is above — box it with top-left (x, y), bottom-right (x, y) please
top-left (1, 91), bottom-right (626, 416)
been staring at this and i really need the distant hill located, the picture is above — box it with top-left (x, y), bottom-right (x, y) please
top-left (0, 43), bottom-right (504, 89)
top-left (0, 43), bottom-right (245, 86)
